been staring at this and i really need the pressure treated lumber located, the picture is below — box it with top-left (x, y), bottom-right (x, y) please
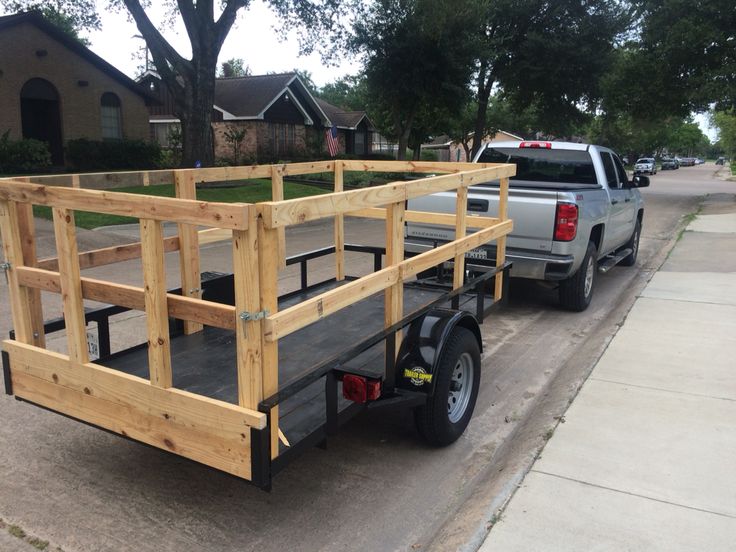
top-left (259, 164), bottom-right (516, 228)
top-left (140, 219), bottom-right (172, 388)
top-left (453, 187), bottom-right (468, 290)
top-left (384, 201), bottom-right (405, 350)
top-left (348, 207), bottom-right (499, 229)
top-left (16, 202), bottom-right (45, 348)
top-left (52, 208), bottom-right (89, 363)
top-left (15, 267), bottom-right (237, 330)
top-left (271, 165), bottom-right (286, 269)
top-left (4, 340), bottom-right (265, 480)
top-left (0, 200), bottom-right (34, 344)
top-left (0, 179), bottom-right (249, 230)
top-left (334, 160), bottom-right (345, 281)
top-left (175, 171), bottom-right (203, 335)
top-left (232, 211), bottom-right (264, 411)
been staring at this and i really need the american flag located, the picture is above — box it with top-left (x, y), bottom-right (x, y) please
top-left (325, 125), bottom-right (339, 157)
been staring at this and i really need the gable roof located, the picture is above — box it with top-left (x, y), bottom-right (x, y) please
top-left (213, 73), bottom-right (331, 125)
top-left (0, 11), bottom-right (157, 103)
top-left (315, 98), bottom-right (375, 130)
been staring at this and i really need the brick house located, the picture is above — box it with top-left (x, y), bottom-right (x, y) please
top-left (423, 130), bottom-right (524, 162)
top-left (0, 12), bottom-right (154, 166)
top-left (140, 71), bottom-right (376, 162)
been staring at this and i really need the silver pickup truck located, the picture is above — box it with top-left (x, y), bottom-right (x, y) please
top-left (405, 141), bottom-right (650, 311)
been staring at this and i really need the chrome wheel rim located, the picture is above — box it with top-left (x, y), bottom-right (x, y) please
top-left (448, 352), bottom-right (474, 423)
top-left (584, 255), bottom-right (595, 298)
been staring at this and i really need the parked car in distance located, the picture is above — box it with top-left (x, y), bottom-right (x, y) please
top-left (634, 157), bottom-right (657, 175)
top-left (661, 158), bottom-right (678, 170)
top-left (679, 157), bottom-right (696, 166)
top-left (695, 158), bottom-right (705, 165)
top-left (716, 156), bottom-right (726, 165)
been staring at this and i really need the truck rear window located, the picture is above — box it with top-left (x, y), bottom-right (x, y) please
top-left (478, 147), bottom-right (597, 185)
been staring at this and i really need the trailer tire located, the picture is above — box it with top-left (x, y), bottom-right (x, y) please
top-left (619, 220), bottom-right (641, 267)
top-left (414, 327), bottom-right (480, 446)
top-left (559, 241), bottom-right (597, 312)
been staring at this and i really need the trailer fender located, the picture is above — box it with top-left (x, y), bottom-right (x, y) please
top-left (395, 309), bottom-right (482, 396)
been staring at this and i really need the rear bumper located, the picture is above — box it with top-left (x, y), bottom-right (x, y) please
top-left (405, 238), bottom-right (575, 281)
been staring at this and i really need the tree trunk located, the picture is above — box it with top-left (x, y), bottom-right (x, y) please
top-left (472, 88), bottom-right (492, 159)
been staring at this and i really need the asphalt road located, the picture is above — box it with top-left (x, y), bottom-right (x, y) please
top-left (0, 163), bottom-right (732, 552)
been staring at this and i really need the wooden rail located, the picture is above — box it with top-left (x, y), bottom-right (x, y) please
top-left (0, 160), bottom-right (514, 481)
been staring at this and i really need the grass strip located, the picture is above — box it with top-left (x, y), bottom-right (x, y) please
top-left (32, 178), bottom-right (326, 229)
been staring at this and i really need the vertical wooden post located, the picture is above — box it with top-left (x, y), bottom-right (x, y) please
top-left (174, 171), bottom-right (203, 334)
top-left (140, 218), bottom-right (172, 388)
top-left (52, 208), bottom-right (89, 363)
top-left (70, 174), bottom-right (80, 189)
top-left (232, 207), bottom-right (263, 410)
top-left (16, 202), bottom-right (45, 348)
top-left (384, 200), bottom-right (405, 350)
top-left (142, 172), bottom-right (150, 187)
top-left (0, 200), bottom-right (34, 344)
top-left (271, 165), bottom-right (286, 270)
top-left (258, 216), bottom-right (280, 458)
top-left (334, 160), bottom-right (345, 281)
top-left (453, 181), bottom-right (468, 290)
top-left (494, 176), bottom-right (509, 301)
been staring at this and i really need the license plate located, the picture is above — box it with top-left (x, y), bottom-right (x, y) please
top-left (465, 248), bottom-right (488, 260)
top-left (87, 328), bottom-right (100, 361)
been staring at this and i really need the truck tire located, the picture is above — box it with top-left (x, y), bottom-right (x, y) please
top-left (559, 241), bottom-right (597, 312)
top-left (414, 327), bottom-right (481, 446)
top-left (619, 220), bottom-right (641, 267)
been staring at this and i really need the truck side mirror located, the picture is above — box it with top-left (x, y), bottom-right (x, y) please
top-left (631, 175), bottom-right (650, 188)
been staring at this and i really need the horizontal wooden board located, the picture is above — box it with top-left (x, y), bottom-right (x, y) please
top-left (5, 341), bottom-right (262, 479)
top-left (260, 164), bottom-right (516, 228)
top-left (264, 266), bottom-right (400, 341)
top-left (0, 180), bottom-right (249, 230)
top-left (16, 266), bottom-right (237, 330)
top-left (348, 207), bottom-right (499, 229)
top-left (340, 160), bottom-right (506, 173)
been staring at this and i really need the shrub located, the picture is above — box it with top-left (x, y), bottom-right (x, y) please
top-left (67, 138), bottom-right (162, 171)
top-left (420, 149), bottom-right (438, 161)
top-left (0, 130), bottom-right (52, 174)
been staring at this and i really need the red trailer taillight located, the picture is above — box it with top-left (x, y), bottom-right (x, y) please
top-left (554, 203), bottom-right (578, 241)
top-left (342, 374), bottom-right (382, 403)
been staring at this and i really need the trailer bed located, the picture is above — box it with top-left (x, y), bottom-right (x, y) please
top-left (103, 279), bottom-right (475, 449)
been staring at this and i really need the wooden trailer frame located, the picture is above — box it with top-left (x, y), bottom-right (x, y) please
top-left (0, 160), bottom-right (514, 486)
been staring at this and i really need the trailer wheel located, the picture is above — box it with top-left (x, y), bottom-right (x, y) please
top-left (559, 241), bottom-right (597, 312)
top-left (619, 220), bottom-right (641, 267)
top-left (414, 327), bottom-right (481, 446)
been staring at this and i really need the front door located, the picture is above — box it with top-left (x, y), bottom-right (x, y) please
top-left (20, 78), bottom-right (64, 165)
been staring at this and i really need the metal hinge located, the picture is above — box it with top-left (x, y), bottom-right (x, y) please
top-left (239, 310), bottom-right (269, 322)
top-left (0, 262), bottom-right (10, 284)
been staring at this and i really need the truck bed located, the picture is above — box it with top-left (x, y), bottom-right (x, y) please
top-left (102, 279), bottom-right (475, 450)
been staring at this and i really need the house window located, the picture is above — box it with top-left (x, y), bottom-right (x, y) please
top-left (151, 122), bottom-right (181, 148)
top-left (101, 92), bottom-right (122, 139)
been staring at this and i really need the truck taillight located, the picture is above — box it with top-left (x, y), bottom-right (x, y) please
top-left (554, 203), bottom-right (578, 241)
top-left (519, 141), bottom-right (551, 149)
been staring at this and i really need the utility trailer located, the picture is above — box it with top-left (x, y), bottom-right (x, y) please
top-left (0, 160), bottom-right (514, 489)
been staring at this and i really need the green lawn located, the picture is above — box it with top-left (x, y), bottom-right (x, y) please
top-left (33, 178), bottom-right (327, 229)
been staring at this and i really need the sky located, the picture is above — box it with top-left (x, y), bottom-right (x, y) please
top-left (87, 1), bottom-right (360, 87)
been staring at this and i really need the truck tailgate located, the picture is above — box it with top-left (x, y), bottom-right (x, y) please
top-left (406, 185), bottom-right (558, 252)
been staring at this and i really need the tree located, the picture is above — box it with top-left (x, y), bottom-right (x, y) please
top-left (4, 0), bottom-right (101, 44)
top-left (713, 109), bottom-right (736, 159)
top-left (633, 0), bottom-right (736, 113)
top-left (317, 74), bottom-right (369, 111)
top-left (223, 125), bottom-right (247, 164)
top-left (113, 0), bottom-right (338, 167)
top-left (350, 0), bottom-right (476, 159)
top-left (218, 57), bottom-right (250, 77)
top-left (468, 0), bottom-right (628, 157)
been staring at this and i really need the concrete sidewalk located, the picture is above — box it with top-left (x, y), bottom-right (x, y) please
top-left (480, 194), bottom-right (736, 551)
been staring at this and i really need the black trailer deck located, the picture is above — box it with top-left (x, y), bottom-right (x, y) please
top-left (102, 275), bottom-right (479, 451)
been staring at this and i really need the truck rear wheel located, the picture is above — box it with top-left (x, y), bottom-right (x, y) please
top-left (559, 241), bottom-right (597, 312)
top-left (619, 220), bottom-right (641, 267)
top-left (414, 327), bottom-right (481, 446)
